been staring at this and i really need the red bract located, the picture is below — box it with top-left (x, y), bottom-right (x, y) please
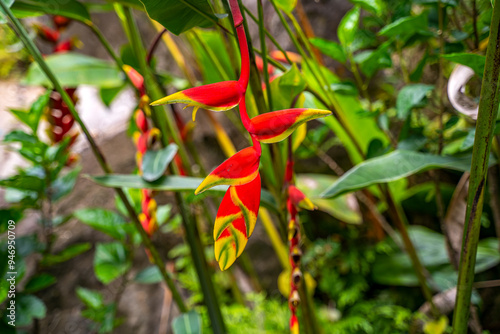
top-left (288, 185), bottom-right (316, 211)
top-left (52, 15), bottom-right (72, 30)
top-left (54, 39), bottom-right (74, 53)
top-left (124, 65), bottom-right (146, 96)
top-left (151, 81), bottom-right (245, 121)
top-left (34, 25), bottom-right (60, 43)
top-left (195, 146), bottom-right (261, 194)
top-left (249, 108), bottom-right (331, 143)
top-left (214, 174), bottom-right (261, 270)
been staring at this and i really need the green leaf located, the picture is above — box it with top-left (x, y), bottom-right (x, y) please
top-left (296, 174), bottom-right (362, 224)
top-left (14, 294), bottom-right (46, 326)
top-left (94, 242), bottom-right (131, 284)
top-left (134, 266), bottom-right (162, 284)
top-left (309, 37), bottom-right (346, 63)
top-left (396, 84), bottom-right (434, 119)
top-left (138, 0), bottom-right (216, 35)
top-left (0, 0), bottom-right (14, 24)
top-left (76, 286), bottom-right (104, 309)
top-left (274, 0), bottom-right (297, 13)
top-left (11, 0), bottom-right (91, 22)
top-left (88, 174), bottom-right (278, 212)
top-left (348, 0), bottom-right (384, 14)
top-left (0, 174), bottom-right (44, 192)
top-left (321, 150), bottom-right (477, 198)
top-left (24, 274), bottom-right (56, 293)
top-left (353, 41), bottom-right (392, 77)
top-left (338, 7), bottom-right (360, 48)
top-left (9, 91), bottom-right (50, 133)
top-left (442, 53), bottom-right (485, 78)
top-left (100, 84), bottom-right (126, 107)
top-left (379, 14), bottom-right (427, 39)
top-left (74, 209), bottom-right (129, 241)
top-left (41, 243), bottom-right (91, 266)
top-left (172, 311), bottom-right (203, 334)
top-left (142, 144), bottom-right (178, 182)
top-left (270, 63), bottom-right (306, 111)
top-left (24, 52), bottom-right (124, 88)
top-left (51, 167), bottom-right (81, 201)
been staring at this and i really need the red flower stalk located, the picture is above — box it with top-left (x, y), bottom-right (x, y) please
top-left (52, 15), bottom-right (72, 31)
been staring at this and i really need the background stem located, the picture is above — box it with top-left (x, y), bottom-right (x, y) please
top-left (452, 0), bottom-right (500, 331)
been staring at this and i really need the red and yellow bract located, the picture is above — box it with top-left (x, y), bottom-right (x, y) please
top-left (195, 146), bottom-right (261, 194)
top-left (249, 108), bottom-right (331, 143)
top-left (214, 174), bottom-right (261, 270)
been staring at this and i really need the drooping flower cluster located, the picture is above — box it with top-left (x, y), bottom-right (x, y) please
top-left (152, 0), bottom-right (331, 272)
top-left (285, 158), bottom-right (316, 334)
top-left (36, 16), bottom-right (79, 164)
top-left (125, 65), bottom-right (160, 237)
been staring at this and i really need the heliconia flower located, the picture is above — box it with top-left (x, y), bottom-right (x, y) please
top-left (54, 38), bottom-right (80, 53)
top-left (52, 15), bottom-right (72, 30)
top-left (135, 109), bottom-right (148, 133)
top-left (33, 24), bottom-right (60, 43)
top-left (288, 185), bottom-right (316, 211)
top-left (124, 65), bottom-right (145, 96)
top-left (150, 81), bottom-right (245, 121)
top-left (214, 174), bottom-right (261, 270)
top-left (270, 50), bottom-right (302, 64)
top-left (249, 108), bottom-right (331, 143)
top-left (195, 146), bottom-right (260, 194)
top-left (290, 314), bottom-right (299, 334)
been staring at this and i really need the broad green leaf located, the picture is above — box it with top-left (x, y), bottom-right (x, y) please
top-left (270, 64), bottom-right (306, 111)
top-left (296, 174), bottom-right (361, 224)
top-left (41, 243), bottom-right (91, 266)
top-left (274, 0), bottom-right (297, 13)
top-left (134, 266), bottom-right (162, 284)
top-left (15, 294), bottom-right (46, 326)
top-left (442, 53), bottom-right (485, 78)
top-left (172, 311), bottom-right (203, 334)
top-left (321, 150), bottom-right (477, 198)
top-left (74, 209), bottom-right (128, 241)
top-left (138, 0), bottom-right (215, 35)
top-left (142, 144), bottom-right (178, 182)
top-left (0, 0), bottom-right (14, 23)
top-left (51, 167), bottom-right (81, 201)
top-left (94, 242), bottom-right (131, 284)
top-left (396, 84), bottom-right (434, 119)
top-left (24, 274), bottom-right (56, 293)
top-left (0, 174), bottom-right (44, 192)
top-left (372, 226), bottom-right (500, 289)
top-left (309, 37), bottom-right (346, 63)
top-left (76, 286), bottom-right (103, 309)
top-left (11, 0), bottom-right (91, 22)
top-left (9, 91), bottom-right (50, 133)
top-left (24, 52), bottom-right (123, 88)
top-left (379, 14), bottom-right (427, 39)
top-left (348, 0), bottom-right (384, 14)
top-left (338, 7), bottom-right (360, 48)
top-left (88, 174), bottom-right (278, 213)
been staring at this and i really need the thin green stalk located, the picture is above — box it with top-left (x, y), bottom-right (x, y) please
top-left (257, 0), bottom-right (273, 111)
top-left (191, 30), bottom-right (231, 81)
top-left (243, 6), bottom-right (293, 64)
top-left (0, 2), bottom-right (189, 313)
top-left (452, 0), bottom-right (500, 331)
top-left (119, 6), bottom-right (226, 332)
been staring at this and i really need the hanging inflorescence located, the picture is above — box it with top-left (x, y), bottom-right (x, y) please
top-left (152, 1), bottom-right (331, 330)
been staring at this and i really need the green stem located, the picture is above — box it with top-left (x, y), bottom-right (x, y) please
top-left (257, 0), bottom-right (273, 111)
top-left (0, 2), bottom-right (189, 313)
top-left (119, 6), bottom-right (226, 332)
top-left (452, 0), bottom-right (500, 331)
